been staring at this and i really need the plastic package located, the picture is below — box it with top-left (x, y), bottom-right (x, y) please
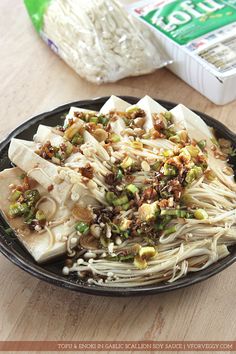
top-left (128, 0), bottom-right (236, 105)
top-left (24, 0), bottom-right (170, 83)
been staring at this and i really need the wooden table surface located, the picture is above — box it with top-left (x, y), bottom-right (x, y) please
top-left (1, 1), bottom-right (236, 353)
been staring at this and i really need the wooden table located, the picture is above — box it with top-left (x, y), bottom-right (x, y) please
top-left (1, 1), bottom-right (236, 353)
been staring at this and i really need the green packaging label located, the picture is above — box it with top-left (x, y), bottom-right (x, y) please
top-left (134, 0), bottom-right (236, 45)
top-left (24, 0), bottom-right (52, 32)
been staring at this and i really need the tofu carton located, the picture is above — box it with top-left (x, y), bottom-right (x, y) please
top-left (128, 0), bottom-right (236, 105)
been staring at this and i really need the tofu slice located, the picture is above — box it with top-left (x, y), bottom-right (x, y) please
top-left (99, 95), bottom-right (130, 114)
top-left (170, 104), bottom-right (236, 190)
top-left (136, 95), bottom-right (167, 131)
top-left (170, 104), bottom-right (188, 132)
top-left (0, 167), bottom-right (77, 263)
top-left (8, 139), bottom-right (101, 205)
top-left (9, 138), bottom-right (72, 204)
top-left (64, 107), bottom-right (96, 126)
top-left (34, 125), bottom-right (64, 146)
top-left (99, 96), bottom-right (130, 139)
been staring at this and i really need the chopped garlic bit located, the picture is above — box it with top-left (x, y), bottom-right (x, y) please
top-left (62, 266), bottom-right (70, 275)
top-left (108, 242), bottom-right (114, 254)
top-left (138, 202), bottom-right (158, 222)
top-left (141, 160), bottom-right (150, 172)
top-left (134, 246), bottom-right (157, 269)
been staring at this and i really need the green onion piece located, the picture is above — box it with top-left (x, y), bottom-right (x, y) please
top-left (24, 190), bottom-right (40, 206)
top-left (10, 190), bottom-right (22, 202)
top-left (169, 135), bottom-right (181, 143)
top-left (9, 203), bottom-right (23, 217)
top-left (197, 140), bottom-right (207, 150)
top-left (155, 215), bottom-right (172, 230)
top-left (75, 222), bottom-right (90, 234)
top-left (90, 116), bottom-right (98, 124)
top-left (126, 184), bottom-right (139, 195)
top-left (71, 133), bottom-right (84, 145)
top-left (122, 202), bottom-right (130, 211)
top-left (164, 128), bottom-right (176, 138)
top-left (105, 191), bottom-right (116, 205)
top-left (185, 169), bottom-right (195, 184)
top-left (162, 215), bottom-right (172, 229)
top-left (123, 117), bottom-right (130, 126)
top-left (163, 163), bottom-right (177, 176)
top-left (186, 145), bottom-right (199, 157)
top-left (71, 135), bottom-right (78, 145)
top-left (123, 230), bottom-right (130, 238)
top-left (163, 150), bottom-right (173, 157)
top-left (152, 161), bottom-right (161, 171)
top-left (194, 209), bottom-right (208, 220)
top-left (160, 209), bottom-right (179, 216)
top-left (142, 133), bottom-right (151, 139)
top-left (110, 133), bottom-right (121, 143)
top-left (164, 226), bottom-right (176, 236)
top-left (211, 137), bottom-right (219, 147)
top-left (98, 115), bottom-right (109, 126)
top-left (160, 209), bottom-right (187, 218)
top-left (9, 203), bottom-right (29, 217)
top-left (177, 210), bottom-right (187, 218)
top-left (185, 166), bottom-right (202, 184)
top-left (110, 223), bottom-right (120, 234)
top-left (164, 112), bottom-right (172, 121)
top-left (120, 156), bottom-right (133, 169)
top-left (36, 210), bottom-right (46, 221)
top-left (20, 203), bottom-right (30, 215)
top-left (112, 195), bottom-right (129, 207)
top-left (54, 152), bottom-right (62, 160)
top-left (24, 208), bottom-right (36, 224)
top-left (116, 169), bottom-right (123, 181)
top-left (65, 142), bottom-right (74, 156)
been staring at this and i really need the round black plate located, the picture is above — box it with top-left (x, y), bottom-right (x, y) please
top-left (0, 96), bottom-right (236, 296)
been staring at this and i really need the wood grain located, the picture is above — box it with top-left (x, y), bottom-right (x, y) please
top-left (0, 1), bottom-right (236, 353)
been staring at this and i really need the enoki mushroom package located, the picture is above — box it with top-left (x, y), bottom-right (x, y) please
top-left (24, 0), bottom-right (170, 83)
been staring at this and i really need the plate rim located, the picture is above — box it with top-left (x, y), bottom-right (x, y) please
top-left (0, 96), bottom-right (236, 297)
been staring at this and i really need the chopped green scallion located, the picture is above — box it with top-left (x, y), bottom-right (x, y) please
top-left (75, 222), bottom-right (90, 234)
top-left (194, 209), bottom-right (208, 220)
top-left (197, 140), bottom-right (207, 150)
top-left (36, 210), bottom-right (46, 221)
top-left (126, 184), bottom-right (139, 195)
top-left (110, 133), bottom-right (121, 143)
top-left (163, 163), bottom-right (177, 176)
top-left (116, 169), bottom-right (123, 181)
top-left (164, 226), bottom-right (176, 236)
top-left (90, 116), bottom-right (98, 124)
top-left (10, 190), bottom-right (22, 202)
top-left (105, 191), bottom-right (116, 205)
top-left (112, 195), bottom-right (129, 207)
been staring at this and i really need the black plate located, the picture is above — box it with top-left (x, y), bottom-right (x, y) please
top-left (0, 96), bottom-right (236, 297)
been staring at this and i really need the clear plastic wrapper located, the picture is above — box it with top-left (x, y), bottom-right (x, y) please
top-left (24, 0), bottom-right (170, 83)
